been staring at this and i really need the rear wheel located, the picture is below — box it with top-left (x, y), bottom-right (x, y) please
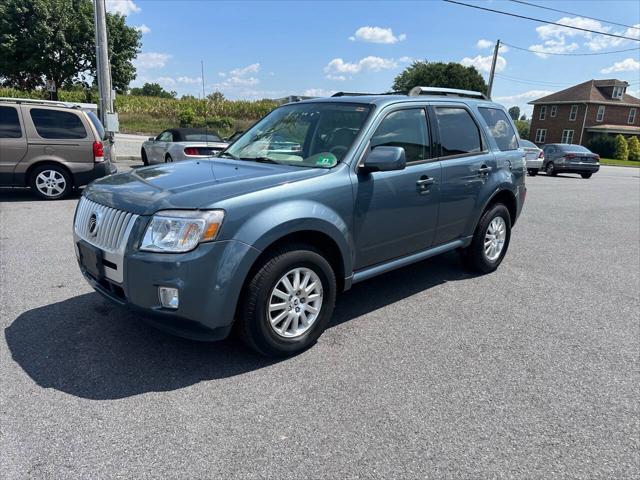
top-left (546, 162), bottom-right (556, 176)
top-left (238, 245), bottom-right (336, 357)
top-left (461, 204), bottom-right (511, 273)
top-left (141, 148), bottom-right (149, 166)
top-left (165, 154), bottom-right (173, 163)
top-left (528, 168), bottom-right (538, 176)
top-left (580, 173), bottom-right (592, 179)
top-left (30, 165), bottom-right (72, 200)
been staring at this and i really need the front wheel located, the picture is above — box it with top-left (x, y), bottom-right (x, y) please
top-left (580, 173), bottom-right (592, 179)
top-left (461, 204), bottom-right (512, 273)
top-left (238, 245), bottom-right (337, 357)
top-left (141, 148), bottom-right (149, 166)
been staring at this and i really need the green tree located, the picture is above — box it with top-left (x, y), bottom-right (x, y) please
top-left (207, 91), bottom-right (225, 102)
top-left (0, 0), bottom-right (141, 99)
top-left (519, 114), bottom-right (527, 121)
top-left (627, 136), bottom-right (640, 162)
top-left (508, 106), bottom-right (520, 121)
top-left (392, 60), bottom-right (487, 94)
top-left (614, 134), bottom-right (629, 161)
top-left (130, 82), bottom-right (176, 98)
top-left (514, 120), bottom-right (530, 139)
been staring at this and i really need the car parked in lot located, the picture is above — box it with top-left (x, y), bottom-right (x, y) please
top-left (520, 139), bottom-right (544, 176)
top-left (141, 128), bottom-right (228, 165)
top-left (0, 97), bottom-right (115, 199)
top-left (541, 143), bottom-right (600, 178)
top-left (74, 87), bottom-right (526, 356)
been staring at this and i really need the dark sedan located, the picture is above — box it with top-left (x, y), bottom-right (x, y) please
top-left (541, 144), bottom-right (600, 179)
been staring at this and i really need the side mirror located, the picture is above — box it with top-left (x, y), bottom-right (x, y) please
top-left (361, 146), bottom-right (406, 173)
top-left (148, 137), bottom-right (155, 142)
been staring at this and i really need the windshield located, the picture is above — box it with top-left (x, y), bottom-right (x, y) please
top-left (223, 102), bottom-right (373, 168)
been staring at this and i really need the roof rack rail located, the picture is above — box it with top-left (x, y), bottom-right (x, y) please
top-left (331, 91), bottom-right (404, 97)
top-left (0, 97), bottom-right (80, 109)
top-left (407, 86), bottom-right (488, 100)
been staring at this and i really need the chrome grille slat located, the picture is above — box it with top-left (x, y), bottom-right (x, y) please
top-left (74, 197), bottom-right (139, 253)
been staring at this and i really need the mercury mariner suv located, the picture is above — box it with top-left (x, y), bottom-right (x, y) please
top-left (73, 87), bottom-right (527, 356)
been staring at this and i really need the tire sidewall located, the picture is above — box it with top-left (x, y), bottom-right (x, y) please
top-left (245, 249), bottom-right (336, 356)
top-left (472, 204), bottom-right (512, 272)
top-left (30, 165), bottom-right (72, 200)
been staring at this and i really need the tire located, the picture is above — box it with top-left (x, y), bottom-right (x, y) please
top-left (528, 169), bottom-right (538, 176)
top-left (141, 148), bottom-right (149, 166)
top-left (30, 164), bottom-right (72, 200)
top-left (545, 162), bottom-right (556, 176)
top-left (238, 244), bottom-right (337, 357)
top-left (165, 154), bottom-right (173, 163)
top-left (580, 173), bottom-right (592, 179)
top-left (461, 203), bottom-right (512, 273)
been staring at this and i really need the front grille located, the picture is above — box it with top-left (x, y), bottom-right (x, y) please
top-left (74, 197), bottom-right (139, 252)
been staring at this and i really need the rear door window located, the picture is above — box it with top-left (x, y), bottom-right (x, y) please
top-left (435, 107), bottom-right (482, 157)
top-left (0, 106), bottom-right (22, 138)
top-left (370, 108), bottom-right (430, 163)
top-left (30, 108), bottom-right (87, 139)
top-left (478, 107), bottom-right (518, 151)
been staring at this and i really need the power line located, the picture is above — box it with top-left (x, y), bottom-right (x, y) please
top-left (502, 41), bottom-right (640, 56)
top-left (493, 73), bottom-right (574, 87)
top-left (442, 0), bottom-right (640, 41)
top-left (506, 0), bottom-right (640, 31)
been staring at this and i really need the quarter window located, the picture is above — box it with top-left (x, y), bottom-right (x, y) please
top-left (539, 106), bottom-right (547, 120)
top-left (478, 107), bottom-right (518, 151)
top-left (561, 129), bottom-right (574, 144)
top-left (435, 107), bottom-right (482, 157)
top-left (0, 106), bottom-right (22, 138)
top-left (371, 108), bottom-right (430, 163)
top-left (30, 108), bottom-right (86, 139)
top-left (550, 105), bottom-right (557, 117)
top-left (628, 108), bottom-right (636, 124)
top-left (596, 105), bottom-right (605, 122)
top-left (569, 105), bottom-right (578, 121)
top-left (535, 128), bottom-right (547, 143)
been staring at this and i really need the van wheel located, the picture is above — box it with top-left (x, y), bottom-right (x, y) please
top-left (30, 165), bottom-right (72, 200)
top-left (461, 203), bottom-right (511, 273)
top-left (141, 148), bottom-right (149, 166)
top-left (238, 245), bottom-right (336, 357)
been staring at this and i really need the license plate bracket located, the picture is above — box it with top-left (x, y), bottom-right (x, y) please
top-left (77, 240), bottom-right (104, 280)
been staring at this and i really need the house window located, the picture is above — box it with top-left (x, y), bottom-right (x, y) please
top-left (561, 129), bottom-right (574, 144)
top-left (596, 105), bottom-right (605, 122)
top-left (539, 106), bottom-right (547, 120)
top-left (569, 105), bottom-right (578, 121)
top-left (550, 105), bottom-right (557, 117)
top-left (612, 86), bottom-right (625, 99)
top-left (535, 128), bottom-right (547, 143)
top-left (629, 108), bottom-right (637, 124)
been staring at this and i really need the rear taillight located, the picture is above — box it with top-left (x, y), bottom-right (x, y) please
top-left (184, 147), bottom-right (199, 156)
top-left (538, 150), bottom-right (544, 159)
top-left (93, 141), bottom-right (104, 163)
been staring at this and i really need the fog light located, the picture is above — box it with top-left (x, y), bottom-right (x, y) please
top-left (159, 287), bottom-right (179, 309)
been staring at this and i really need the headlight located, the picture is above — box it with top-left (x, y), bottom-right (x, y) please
top-left (140, 210), bottom-right (224, 253)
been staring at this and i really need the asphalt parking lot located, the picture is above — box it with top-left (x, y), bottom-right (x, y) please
top-left (1, 166), bottom-right (638, 479)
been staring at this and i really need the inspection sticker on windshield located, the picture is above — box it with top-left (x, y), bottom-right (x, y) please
top-left (315, 153), bottom-right (337, 167)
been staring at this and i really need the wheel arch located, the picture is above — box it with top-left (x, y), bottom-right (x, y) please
top-left (25, 160), bottom-right (74, 187)
top-left (478, 187), bottom-right (518, 228)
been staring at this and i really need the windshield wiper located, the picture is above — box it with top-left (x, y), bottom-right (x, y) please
top-left (218, 152), bottom-right (240, 160)
top-left (241, 156), bottom-right (280, 165)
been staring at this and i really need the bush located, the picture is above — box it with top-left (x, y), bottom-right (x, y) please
top-left (588, 134), bottom-right (616, 158)
top-left (178, 107), bottom-right (196, 127)
top-left (627, 136), bottom-right (640, 162)
top-left (514, 120), bottom-right (529, 140)
top-left (206, 116), bottom-right (234, 130)
top-left (614, 134), bottom-right (629, 161)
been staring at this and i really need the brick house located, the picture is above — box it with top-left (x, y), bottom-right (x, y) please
top-left (528, 79), bottom-right (640, 146)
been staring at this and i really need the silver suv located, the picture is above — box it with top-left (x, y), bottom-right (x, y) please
top-left (0, 97), bottom-right (116, 199)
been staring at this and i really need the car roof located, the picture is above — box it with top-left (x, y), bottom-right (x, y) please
top-left (293, 94), bottom-right (506, 110)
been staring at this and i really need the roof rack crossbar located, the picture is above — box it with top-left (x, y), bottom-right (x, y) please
top-left (407, 86), bottom-right (488, 100)
top-left (0, 97), bottom-right (79, 108)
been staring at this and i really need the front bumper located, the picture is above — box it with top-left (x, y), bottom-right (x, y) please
top-left (76, 238), bottom-right (261, 341)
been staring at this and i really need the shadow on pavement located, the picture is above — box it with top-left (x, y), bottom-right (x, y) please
top-left (5, 252), bottom-right (474, 400)
top-left (0, 187), bottom-right (82, 203)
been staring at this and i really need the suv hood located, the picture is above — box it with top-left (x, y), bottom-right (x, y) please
top-left (84, 159), bottom-right (330, 215)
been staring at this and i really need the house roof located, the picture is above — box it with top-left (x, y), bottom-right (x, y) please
top-left (528, 80), bottom-right (640, 106)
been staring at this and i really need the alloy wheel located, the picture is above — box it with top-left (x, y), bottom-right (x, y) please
top-left (484, 216), bottom-right (507, 262)
top-left (35, 170), bottom-right (66, 198)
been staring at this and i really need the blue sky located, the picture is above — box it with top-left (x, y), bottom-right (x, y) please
top-left (106, 0), bottom-right (640, 116)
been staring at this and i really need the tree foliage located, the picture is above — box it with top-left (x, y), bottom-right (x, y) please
top-left (392, 61), bottom-right (487, 94)
top-left (130, 82), bottom-right (176, 98)
top-left (614, 134), bottom-right (629, 161)
top-left (627, 136), bottom-right (640, 162)
top-left (588, 134), bottom-right (616, 158)
top-left (508, 106), bottom-right (520, 121)
top-left (514, 120), bottom-right (530, 140)
top-left (0, 0), bottom-right (141, 98)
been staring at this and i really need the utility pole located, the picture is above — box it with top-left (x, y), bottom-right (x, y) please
top-left (93, 0), bottom-right (115, 134)
top-left (487, 39), bottom-right (500, 100)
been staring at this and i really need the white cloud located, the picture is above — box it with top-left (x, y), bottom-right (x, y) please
top-left (177, 76), bottom-right (202, 84)
top-left (303, 88), bottom-right (337, 97)
top-left (134, 52), bottom-right (171, 69)
top-left (460, 54), bottom-right (506, 74)
top-left (229, 63), bottom-right (260, 77)
top-left (528, 39), bottom-right (579, 58)
top-left (349, 26), bottom-right (406, 44)
top-left (477, 39), bottom-right (493, 49)
top-left (600, 58), bottom-right (640, 74)
top-left (155, 77), bottom-right (176, 87)
top-left (134, 24), bottom-right (150, 34)
top-left (105, 0), bottom-right (140, 15)
top-left (326, 74), bottom-right (347, 81)
top-left (398, 56), bottom-right (414, 63)
top-left (324, 56), bottom-right (399, 78)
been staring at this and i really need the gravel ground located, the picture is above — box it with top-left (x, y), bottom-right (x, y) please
top-left (1, 166), bottom-right (638, 479)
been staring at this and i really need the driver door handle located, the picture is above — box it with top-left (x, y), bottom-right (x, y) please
top-left (477, 165), bottom-right (492, 175)
top-left (416, 175), bottom-right (435, 193)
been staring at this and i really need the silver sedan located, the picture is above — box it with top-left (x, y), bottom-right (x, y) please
top-left (141, 128), bottom-right (228, 165)
top-left (520, 139), bottom-right (544, 176)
